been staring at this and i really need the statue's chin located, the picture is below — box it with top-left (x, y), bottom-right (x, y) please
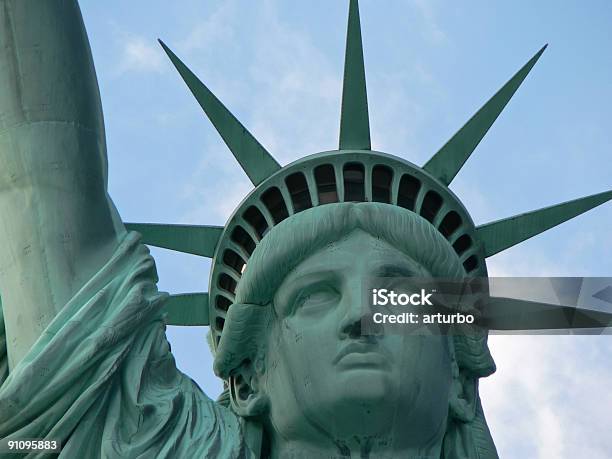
top-left (325, 410), bottom-right (395, 439)
top-left (337, 369), bottom-right (395, 401)
top-left (316, 373), bottom-right (402, 438)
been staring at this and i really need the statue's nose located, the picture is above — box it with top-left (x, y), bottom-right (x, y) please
top-left (340, 310), bottom-right (364, 339)
top-left (338, 297), bottom-right (383, 339)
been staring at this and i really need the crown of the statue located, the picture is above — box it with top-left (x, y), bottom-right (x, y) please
top-left (126, 0), bottom-right (612, 348)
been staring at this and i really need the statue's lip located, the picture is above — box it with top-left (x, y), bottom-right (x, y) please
top-left (333, 341), bottom-right (392, 367)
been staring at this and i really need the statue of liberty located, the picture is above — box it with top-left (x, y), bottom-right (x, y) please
top-left (0, 1), bottom-right (610, 457)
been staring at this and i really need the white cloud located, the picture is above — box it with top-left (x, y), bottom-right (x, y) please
top-left (116, 34), bottom-right (165, 75)
top-left (482, 335), bottom-right (612, 459)
top-left (177, 1), bottom-right (237, 54)
top-left (245, 0), bottom-right (342, 162)
top-left (479, 245), bottom-right (612, 458)
top-left (174, 0), bottom-right (344, 225)
top-left (410, 0), bottom-right (448, 45)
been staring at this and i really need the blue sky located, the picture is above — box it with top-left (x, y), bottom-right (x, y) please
top-left (79, 1), bottom-right (612, 457)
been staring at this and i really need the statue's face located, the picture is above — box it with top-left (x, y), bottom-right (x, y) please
top-left (262, 229), bottom-right (453, 450)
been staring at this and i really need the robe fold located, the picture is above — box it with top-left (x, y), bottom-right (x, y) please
top-left (0, 232), bottom-right (249, 458)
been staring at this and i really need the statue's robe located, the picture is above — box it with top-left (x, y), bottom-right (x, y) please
top-left (0, 232), bottom-right (250, 458)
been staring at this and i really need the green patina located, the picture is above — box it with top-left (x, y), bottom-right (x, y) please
top-left (0, 0), bottom-right (610, 458)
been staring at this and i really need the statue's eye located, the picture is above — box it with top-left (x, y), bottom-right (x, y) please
top-left (373, 277), bottom-right (408, 294)
top-left (295, 285), bottom-right (339, 311)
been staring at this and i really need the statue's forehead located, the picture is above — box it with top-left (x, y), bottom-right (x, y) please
top-left (278, 229), bottom-right (426, 279)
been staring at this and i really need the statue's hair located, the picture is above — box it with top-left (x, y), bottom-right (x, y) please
top-left (235, 202), bottom-right (463, 304)
top-left (213, 202), bottom-right (497, 457)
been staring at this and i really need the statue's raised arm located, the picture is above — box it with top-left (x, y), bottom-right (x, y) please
top-left (0, 2), bottom-right (248, 457)
top-left (0, 0), bottom-right (123, 370)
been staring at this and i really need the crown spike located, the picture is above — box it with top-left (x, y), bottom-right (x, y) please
top-left (125, 223), bottom-right (223, 257)
top-left (424, 45), bottom-right (547, 185)
top-left (339, 0), bottom-right (371, 150)
top-left (158, 40), bottom-right (280, 186)
top-left (477, 190), bottom-right (612, 258)
top-left (164, 293), bottom-right (210, 326)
